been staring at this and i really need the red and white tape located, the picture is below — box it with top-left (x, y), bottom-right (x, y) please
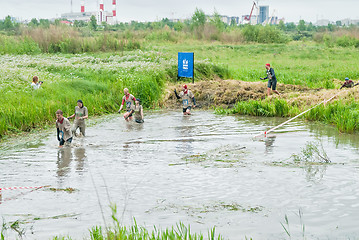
top-left (0, 185), bottom-right (49, 191)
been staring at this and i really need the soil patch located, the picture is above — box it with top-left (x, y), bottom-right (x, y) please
top-left (159, 79), bottom-right (358, 109)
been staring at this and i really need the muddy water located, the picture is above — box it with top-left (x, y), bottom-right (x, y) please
top-left (1, 111), bottom-right (359, 240)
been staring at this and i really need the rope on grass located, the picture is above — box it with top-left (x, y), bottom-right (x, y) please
top-left (254, 91), bottom-right (343, 138)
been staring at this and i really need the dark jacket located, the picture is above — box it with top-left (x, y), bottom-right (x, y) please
top-left (264, 68), bottom-right (276, 81)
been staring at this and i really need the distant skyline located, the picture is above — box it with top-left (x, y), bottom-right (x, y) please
top-left (1, 0), bottom-right (358, 23)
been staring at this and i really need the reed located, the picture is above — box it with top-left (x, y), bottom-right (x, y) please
top-left (216, 98), bottom-right (358, 133)
top-left (0, 52), bottom-right (229, 138)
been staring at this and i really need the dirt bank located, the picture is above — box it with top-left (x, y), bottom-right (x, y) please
top-left (159, 79), bottom-right (359, 109)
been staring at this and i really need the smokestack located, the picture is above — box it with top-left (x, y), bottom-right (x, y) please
top-left (81, 0), bottom-right (85, 12)
top-left (112, 0), bottom-right (116, 17)
top-left (100, 0), bottom-right (104, 11)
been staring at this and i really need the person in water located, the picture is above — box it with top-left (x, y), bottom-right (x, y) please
top-left (56, 109), bottom-right (72, 147)
top-left (68, 99), bottom-right (88, 137)
top-left (128, 98), bottom-right (144, 123)
top-left (260, 63), bottom-right (280, 97)
top-left (340, 77), bottom-right (358, 89)
top-left (174, 84), bottom-right (196, 115)
top-left (31, 76), bottom-right (43, 90)
top-left (118, 88), bottom-right (136, 121)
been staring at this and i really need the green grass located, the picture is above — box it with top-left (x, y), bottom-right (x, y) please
top-left (216, 98), bottom-right (359, 133)
top-left (0, 51), bottom-right (229, 138)
top-left (1, 40), bottom-right (359, 137)
top-left (156, 42), bottom-right (359, 89)
top-left (51, 204), bottom-right (224, 240)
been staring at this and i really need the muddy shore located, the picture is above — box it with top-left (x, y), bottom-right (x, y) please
top-left (160, 79), bottom-right (359, 109)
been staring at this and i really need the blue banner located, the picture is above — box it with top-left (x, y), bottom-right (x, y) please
top-left (178, 52), bottom-right (194, 78)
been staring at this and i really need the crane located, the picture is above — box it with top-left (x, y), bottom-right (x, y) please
top-left (244, 1), bottom-right (257, 23)
top-left (262, 9), bottom-right (276, 25)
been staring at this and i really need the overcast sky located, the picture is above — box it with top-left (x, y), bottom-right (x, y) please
top-left (1, 0), bottom-right (358, 23)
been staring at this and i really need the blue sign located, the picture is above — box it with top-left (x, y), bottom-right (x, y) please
top-left (178, 52), bottom-right (194, 78)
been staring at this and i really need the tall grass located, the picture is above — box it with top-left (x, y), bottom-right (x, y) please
top-left (159, 43), bottom-right (359, 89)
top-left (216, 98), bottom-right (359, 133)
top-left (51, 204), bottom-right (223, 240)
top-left (0, 52), bottom-right (229, 138)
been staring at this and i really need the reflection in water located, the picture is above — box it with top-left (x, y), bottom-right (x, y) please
top-left (175, 116), bottom-right (195, 155)
top-left (125, 121), bottom-right (144, 132)
top-left (57, 147), bottom-right (73, 178)
top-left (264, 135), bottom-right (276, 154)
top-left (2, 111), bottom-right (359, 239)
top-left (304, 164), bottom-right (328, 183)
top-left (74, 148), bottom-right (86, 173)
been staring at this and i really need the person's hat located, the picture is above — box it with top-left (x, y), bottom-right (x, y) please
top-left (345, 77), bottom-right (349, 81)
top-left (136, 98), bottom-right (141, 102)
top-left (183, 84), bottom-right (188, 89)
top-left (265, 63), bottom-right (270, 67)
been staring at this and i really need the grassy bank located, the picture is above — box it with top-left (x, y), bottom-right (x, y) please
top-left (156, 42), bottom-right (359, 89)
top-left (0, 51), bottom-right (229, 139)
top-left (1, 41), bottom-right (359, 138)
top-left (215, 97), bottom-right (359, 133)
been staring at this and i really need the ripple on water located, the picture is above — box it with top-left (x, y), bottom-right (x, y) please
top-left (1, 111), bottom-right (359, 239)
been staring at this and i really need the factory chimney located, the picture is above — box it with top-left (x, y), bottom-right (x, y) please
top-left (100, 0), bottom-right (104, 11)
top-left (112, 0), bottom-right (116, 17)
top-left (81, 0), bottom-right (85, 13)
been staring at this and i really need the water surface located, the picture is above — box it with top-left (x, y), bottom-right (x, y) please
top-left (1, 111), bottom-right (359, 239)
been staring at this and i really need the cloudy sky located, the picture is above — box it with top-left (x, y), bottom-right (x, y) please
top-left (1, 0), bottom-right (358, 23)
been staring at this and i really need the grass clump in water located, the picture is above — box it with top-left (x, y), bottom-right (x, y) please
top-left (83, 204), bottom-right (223, 240)
top-left (291, 141), bottom-right (330, 164)
top-left (48, 187), bottom-right (77, 193)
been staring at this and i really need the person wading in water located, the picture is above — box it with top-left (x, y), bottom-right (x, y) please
top-left (118, 88), bottom-right (136, 121)
top-left (174, 84), bottom-right (196, 115)
top-left (260, 63), bottom-right (280, 97)
top-left (68, 99), bottom-right (88, 137)
top-left (56, 110), bottom-right (72, 147)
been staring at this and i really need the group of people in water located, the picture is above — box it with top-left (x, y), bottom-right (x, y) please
top-left (52, 85), bottom-right (196, 147)
top-left (30, 63), bottom-right (356, 147)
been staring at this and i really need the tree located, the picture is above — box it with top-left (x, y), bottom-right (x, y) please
top-left (286, 22), bottom-right (296, 31)
top-left (191, 8), bottom-right (206, 28)
top-left (327, 23), bottom-right (334, 31)
top-left (3, 15), bottom-right (14, 30)
top-left (307, 22), bottom-right (315, 31)
top-left (29, 18), bottom-right (39, 27)
top-left (278, 20), bottom-right (285, 31)
top-left (39, 19), bottom-right (50, 28)
top-left (210, 11), bottom-right (225, 32)
top-left (89, 15), bottom-right (97, 31)
top-left (174, 21), bottom-right (184, 31)
top-left (336, 21), bottom-right (342, 27)
top-left (297, 20), bottom-right (306, 31)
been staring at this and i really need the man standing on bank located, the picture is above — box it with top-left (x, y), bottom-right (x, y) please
top-left (174, 84), bottom-right (196, 115)
top-left (56, 110), bottom-right (72, 147)
top-left (260, 63), bottom-right (280, 97)
top-left (118, 88), bottom-right (136, 121)
top-left (68, 99), bottom-right (88, 137)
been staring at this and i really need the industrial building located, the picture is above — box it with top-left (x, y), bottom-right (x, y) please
top-left (61, 0), bottom-right (117, 25)
top-left (241, 2), bottom-right (280, 25)
top-left (259, 6), bottom-right (269, 24)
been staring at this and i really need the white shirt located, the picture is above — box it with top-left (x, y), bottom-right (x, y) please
top-left (31, 82), bottom-right (40, 90)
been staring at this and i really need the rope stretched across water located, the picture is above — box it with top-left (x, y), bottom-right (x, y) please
top-left (0, 185), bottom-right (49, 191)
top-left (255, 91), bottom-right (342, 138)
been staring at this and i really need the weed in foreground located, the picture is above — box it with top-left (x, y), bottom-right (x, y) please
top-left (280, 209), bottom-right (306, 240)
top-left (52, 204), bottom-right (224, 240)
